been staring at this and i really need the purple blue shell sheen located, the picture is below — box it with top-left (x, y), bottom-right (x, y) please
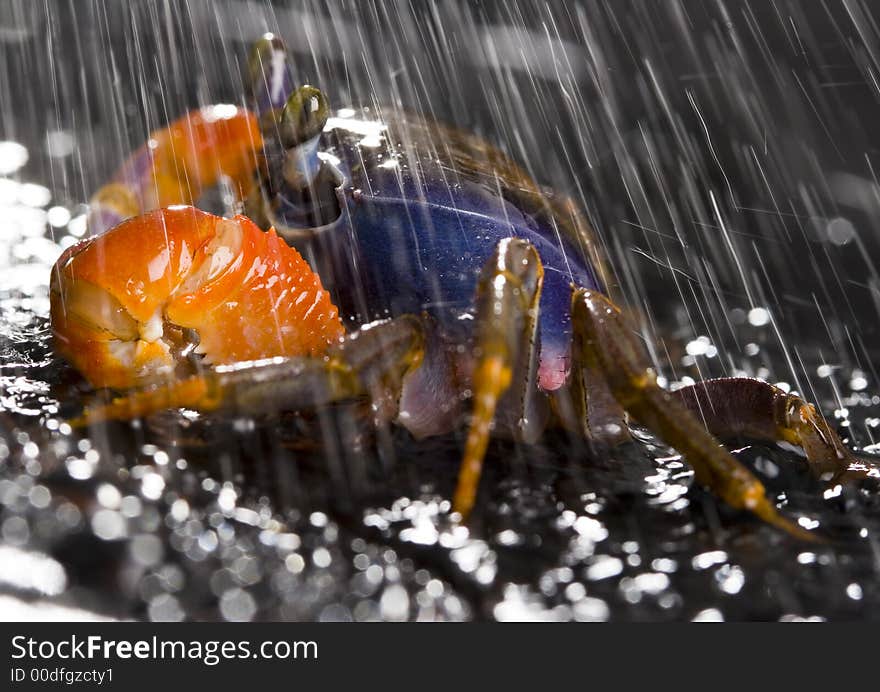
top-left (265, 114), bottom-right (600, 391)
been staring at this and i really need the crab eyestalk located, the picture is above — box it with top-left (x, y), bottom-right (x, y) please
top-left (281, 85), bottom-right (330, 145)
top-left (280, 85), bottom-right (330, 189)
top-left (247, 32), bottom-right (295, 116)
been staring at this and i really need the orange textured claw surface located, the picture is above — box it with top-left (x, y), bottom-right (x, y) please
top-left (166, 216), bottom-right (344, 363)
top-left (51, 206), bottom-right (343, 389)
top-left (54, 207), bottom-right (220, 324)
top-left (48, 306), bottom-right (171, 389)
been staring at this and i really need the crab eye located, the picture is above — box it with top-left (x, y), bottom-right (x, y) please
top-left (247, 33), bottom-right (287, 95)
top-left (281, 85), bottom-right (330, 147)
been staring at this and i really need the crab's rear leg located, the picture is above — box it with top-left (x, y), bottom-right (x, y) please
top-left (72, 315), bottom-right (426, 427)
top-left (453, 239), bottom-right (550, 518)
top-left (570, 289), bottom-right (818, 540)
top-left (668, 378), bottom-right (873, 482)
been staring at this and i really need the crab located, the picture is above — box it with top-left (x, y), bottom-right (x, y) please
top-left (50, 34), bottom-right (871, 540)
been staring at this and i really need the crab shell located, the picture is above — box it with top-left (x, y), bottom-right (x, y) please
top-left (50, 205), bottom-right (344, 389)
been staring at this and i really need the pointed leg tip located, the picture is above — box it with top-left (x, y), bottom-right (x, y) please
top-left (451, 490), bottom-right (475, 524)
top-left (450, 509), bottom-right (471, 529)
top-left (67, 407), bottom-right (109, 429)
top-left (67, 416), bottom-right (86, 429)
top-left (753, 502), bottom-right (825, 543)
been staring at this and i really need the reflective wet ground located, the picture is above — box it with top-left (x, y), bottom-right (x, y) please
top-left (2, 0), bottom-right (880, 621)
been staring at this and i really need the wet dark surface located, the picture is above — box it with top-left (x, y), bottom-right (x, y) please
top-left (2, 311), bottom-right (880, 622)
top-left (2, 1), bottom-right (880, 621)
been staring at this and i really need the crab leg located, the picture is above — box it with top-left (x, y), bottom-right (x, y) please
top-left (453, 238), bottom-right (548, 518)
top-left (72, 316), bottom-right (425, 427)
top-left (564, 323), bottom-right (629, 448)
top-left (570, 289), bottom-right (816, 540)
top-left (669, 378), bottom-right (871, 482)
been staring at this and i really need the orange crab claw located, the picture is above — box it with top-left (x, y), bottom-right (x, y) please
top-left (50, 206), bottom-right (343, 389)
top-left (90, 105), bottom-right (262, 232)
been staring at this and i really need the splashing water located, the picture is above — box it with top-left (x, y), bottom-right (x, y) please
top-left (2, 0), bottom-right (880, 621)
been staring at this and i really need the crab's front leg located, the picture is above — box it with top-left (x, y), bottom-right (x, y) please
top-left (72, 315), bottom-right (427, 428)
top-left (570, 289), bottom-right (841, 540)
top-left (452, 239), bottom-right (552, 518)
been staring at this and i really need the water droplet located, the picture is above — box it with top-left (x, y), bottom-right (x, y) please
top-left (130, 535), bottom-right (163, 567)
top-left (1, 516), bottom-right (30, 546)
top-left (45, 130), bottom-right (75, 158)
top-left (91, 510), bottom-right (126, 541)
top-left (219, 588), bottom-right (256, 622)
top-left (747, 307), bottom-right (770, 327)
top-left (379, 584), bottom-right (410, 621)
top-left (18, 183), bottom-right (50, 207)
top-left (148, 594), bottom-right (184, 622)
top-left (0, 141), bottom-right (28, 174)
top-left (312, 547), bottom-right (332, 568)
top-left (585, 556), bottom-right (623, 581)
top-left (826, 217), bottom-right (856, 245)
top-left (846, 583), bottom-right (863, 601)
top-left (141, 472), bottom-right (165, 501)
top-left (46, 205), bottom-right (71, 227)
